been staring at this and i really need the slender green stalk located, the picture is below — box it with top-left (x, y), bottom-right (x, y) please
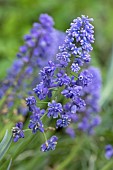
top-left (43, 132), bottom-right (48, 143)
top-left (38, 101), bottom-right (48, 104)
top-left (41, 111), bottom-right (47, 120)
top-left (23, 129), bottom-right (31, 132)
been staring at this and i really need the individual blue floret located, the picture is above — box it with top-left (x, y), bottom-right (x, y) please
top-left (40, 136), bottom-right (58, 152)
top-left (12, 122), bottom-right (24, 142)
top-left (47, 100), bottom-right (63, 118)
top-left (29, 114), bottom-right (44, 133)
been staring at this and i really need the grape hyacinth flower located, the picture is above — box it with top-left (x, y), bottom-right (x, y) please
top-left (12, 15), bottom-right (101, 153)
top-left (56, 15), bottom-right (94, 67)
top-left (0, 14), bottom-right (64, 116)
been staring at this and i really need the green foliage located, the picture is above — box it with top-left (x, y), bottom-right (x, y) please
top-left (0, 130), bottom-right (12, 161)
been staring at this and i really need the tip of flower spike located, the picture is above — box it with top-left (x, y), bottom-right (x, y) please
top-left (39, 14), bottom-right (54, 27)
top-left (72, 15), bottom-right (94, 24)
top-left (81, 15), bottom-right (94, 21)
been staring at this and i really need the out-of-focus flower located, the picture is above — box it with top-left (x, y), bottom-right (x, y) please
top-left (105, 145), bottom-right (113, 159)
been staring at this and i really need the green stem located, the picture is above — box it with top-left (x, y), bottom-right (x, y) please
top-left (49, 87), bottom-right (58, 91)
top-left (42, 132), bottom-right (48, 143)
top-left (41, 112), bottom-right (47, 120)
top-left (38, 101), bottom-right (48, 104)
top-left (23, 129), bottom-right (31, 132)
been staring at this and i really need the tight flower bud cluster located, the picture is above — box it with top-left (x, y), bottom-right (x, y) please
top-left (12, 15), bottom-right (101, 153)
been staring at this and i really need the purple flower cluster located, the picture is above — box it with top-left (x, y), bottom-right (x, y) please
top-left (12, 15), bottom-right (101, 153)
top-left (57, 15), bottom-right (94, 67)
top-left (77, 67), bottom-right (102, 134)
top-left (0, 14), bottom-right (64, 115)
top-left (26, 96), bottom-right (45, 134)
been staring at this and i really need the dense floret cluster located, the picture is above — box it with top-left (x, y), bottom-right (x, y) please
top-left (12, 15), bottom-right (102, 152)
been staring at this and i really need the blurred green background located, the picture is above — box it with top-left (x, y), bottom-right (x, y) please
top-left (1, 0), bottom-right (113, 169)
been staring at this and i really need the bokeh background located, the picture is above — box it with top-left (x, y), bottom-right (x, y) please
top-left (1, 0), bottom-right (113, 169)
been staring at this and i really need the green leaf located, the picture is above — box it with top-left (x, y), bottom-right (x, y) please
top-left (0, 130), bottom-right (8, 150)
top-left (101, 159), bottom-right (113, 170)
top-left (0, 130), bottom-right (12, 160)
top-left (7, 158), bottom-right (12, 170)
